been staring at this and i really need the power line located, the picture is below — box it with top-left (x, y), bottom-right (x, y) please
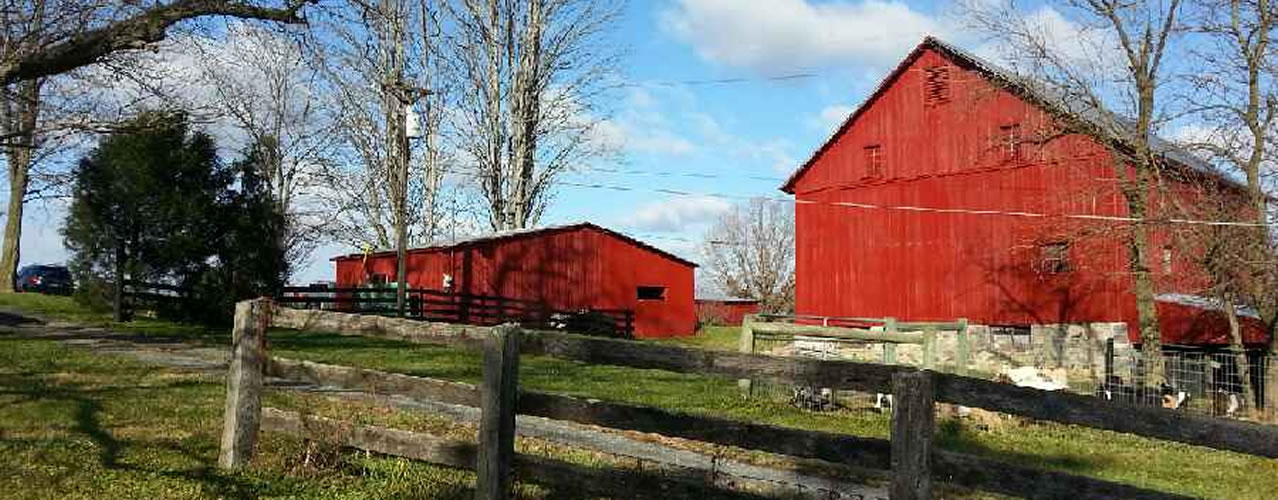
top-left (555, 180), bottom-right (1269, 229)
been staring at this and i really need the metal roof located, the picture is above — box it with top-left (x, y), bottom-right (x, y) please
top-left (331, 222), bottom-right (699, 268)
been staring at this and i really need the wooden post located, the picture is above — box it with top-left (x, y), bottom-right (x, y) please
top-left (956, 319), bottom-right (970, 376)
top-left (890, 370), bottom-right (934, 500)
top-left (922, 327), bottom-right (936, 370)
top-left (738, 315), bottom-right (756, 398)
top-left (476, 324), bottom-right (521, 500)
top-left (883, 318), bottom-right (898, 365)
top-left (219, 298), bottom-right (272, 469)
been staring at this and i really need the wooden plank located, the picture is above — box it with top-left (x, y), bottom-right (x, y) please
top-left (218, 298), bottom-right (271, 468)
top-left (956, 319), bottom-right (970, 376)
top-left (751, 321), bottom-right (925, 344)
top-left (266, 357), bottom-right (480, 407)
top-left (272, 307), bottom-right (490, 349)
top-left (931, 372), bottom-right (1278, 458)
top-left (268, 307), bottom-right (1278, 458)
top-left (922, 327), bottom-right (936, 370)
top-left (890, 370), bottom-right (934, 500)
top-left (884, 318), bottom-right (898, 365)
top-left (522, 332), bottom-right (902, 394)
top-left (261, 407), bottom-right (770, 500)
top-left (738, 315), bottom-right (755, 397)
top-left (262, 359), bottom-right (1203, 500)
top-left (477, 325), bottom-right (520, 500)
top-left (261, 407), bottom-right (476, 468)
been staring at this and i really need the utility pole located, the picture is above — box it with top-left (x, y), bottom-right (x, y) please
top-left (379, 0), bottom-right (431, 318)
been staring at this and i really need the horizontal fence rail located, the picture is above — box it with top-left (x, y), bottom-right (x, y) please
top-left (262, 356), bottom-right (1198, 500)
top-left (276, 287), bottom-right (634, 338)
top-left (221, 300), bottom-right (1278, 500)
top-left (269, 306), bottom-right (1278, 458)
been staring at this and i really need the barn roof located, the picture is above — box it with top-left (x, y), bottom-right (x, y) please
top-left (780, 36), bottom-right (1239, 194)
top-left (331, 222), bottom-right (698, 268)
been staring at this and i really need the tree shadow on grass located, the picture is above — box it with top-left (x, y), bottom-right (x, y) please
top-left (0, 377), bottom-right (301, 500)
top-left (933, 417), bottom-right (1115, 474)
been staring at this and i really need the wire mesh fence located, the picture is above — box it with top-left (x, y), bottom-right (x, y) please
top-left (1100, 347), bottom-right (1276, 421)
top-left (746, 317), bottom-right (1278, 424)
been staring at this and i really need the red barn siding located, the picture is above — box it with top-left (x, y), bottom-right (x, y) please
top-left (333, 224), bottom-right (696, 338)
top-left (785, 39), bottom-right (1264, 347)
top-left (696, 299), bottom-right (760, 326)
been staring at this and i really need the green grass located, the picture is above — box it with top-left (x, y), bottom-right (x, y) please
top-left (0, 338), bottom-right (479, 500)
top-left (4, 293), bottom-right (1278, 499)
top-left (656, 325), bottom-right (742, 351)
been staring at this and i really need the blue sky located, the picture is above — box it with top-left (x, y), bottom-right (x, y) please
top-left (13, 0), bottom-right (1006, 283)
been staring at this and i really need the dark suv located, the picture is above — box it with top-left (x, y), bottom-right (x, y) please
top-left (16, 265), bottom-right (73, 295)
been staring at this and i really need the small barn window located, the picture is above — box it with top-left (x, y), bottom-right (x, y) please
top-left (1000, 123), bottom-right (1022, 160)
top-left (924, 66), bottom-right (951, 106)
top-left (1039, 242), bottom-right (1071, 274)
top-left (637, 286), bottom-right (666, 301)
top-left (864, 144), bottom-right (884, 178)
top-left (1163, 246), bottom-right (1173, 273)
top-left (369, 273), bottom-right (389, 286)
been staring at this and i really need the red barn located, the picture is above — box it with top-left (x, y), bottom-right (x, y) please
top-left (331, 223), bottom-right (696, 338)
top-left (781, 37), bottom-right (1267, 347)
top-left (695, 297), bottom-right (761, 326)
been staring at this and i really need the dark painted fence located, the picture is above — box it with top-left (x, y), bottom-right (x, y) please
top-left (276, 285), bottom-right (634, 338)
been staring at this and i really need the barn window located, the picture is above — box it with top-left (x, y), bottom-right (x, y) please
top-left (1163, 246), bottom-right (1173, 273)
top-left (864, 145), bottom-right (884, 178)
top-left (637, 286), bottom-right (666, 301)
top-left (924, 66), bottom-right (951, 106)
top-left (368, 273), bottom-right (389, 286)
top-left (1000, 123), bottom-right (1022, 160)
top-left (1039, 242), bottom-right (1071, 274)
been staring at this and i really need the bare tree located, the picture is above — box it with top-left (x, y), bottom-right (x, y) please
top-left (0, 0), bottom-right (319, 292)
top-left (177, 22), bottom-right (338, 277)
top-left (1180, 0), bottom-right (1278, 413)
top-left (0, 0), bottom-right (313, 85)
top-left (444, 0), bottom-right (619, 230)
top-left (700, 199), bottom-right (795, 314)
top-left (964, 0), bottom-right (1187, 385)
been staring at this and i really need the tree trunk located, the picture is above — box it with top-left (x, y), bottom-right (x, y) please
top-left (0, 78), bottom-right (42, 294)
top-left (1125, 183), bottom-right (1165, 387)
top-left (113, 241), bottom-right (125, 322)
top-left (1223, 293), bottom-right (1256, 412)
top-left (0, 152), bottom-right (28, 293)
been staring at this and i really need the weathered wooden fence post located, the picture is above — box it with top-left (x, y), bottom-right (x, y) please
top-left (922, 327), bottom-right (936, 370)
top-left (890, 370), bottom-right (934, 500)
top-left (219, 298), bottom-right (272, 469)
top-left (883, 317), bottom-right (898, 365)
top-left (476, 324), bottom-right (521, 500)
top-left (956, 319), bottom-right (970, 376)
top-left (738, 315), bottom-right (756, 397)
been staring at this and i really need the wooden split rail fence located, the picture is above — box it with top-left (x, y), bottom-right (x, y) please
top-left (738, 315), bottom-right (970, 396)
top-left (217, 298), bottom-right (1278, 500)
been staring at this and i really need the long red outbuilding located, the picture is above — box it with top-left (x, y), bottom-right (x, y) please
top-left (331, 223), bottom-right (697, 338)
top-left (781, 37), bottom-right (1268, 347)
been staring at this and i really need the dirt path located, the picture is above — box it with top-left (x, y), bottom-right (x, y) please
top-left (0, 309), bottom-right (888, 499)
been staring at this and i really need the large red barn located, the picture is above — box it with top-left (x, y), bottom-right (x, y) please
top-left (332, 223), bottom-right (696, 338)
top-left (781, 37), bottom-right (1267, 347)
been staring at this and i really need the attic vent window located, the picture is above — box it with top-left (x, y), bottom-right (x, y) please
top-left (864, 144), bottom-right (884, 178)
top-left (637, 286), bottom-right (666, 301)
top-left (1000, 123), bottom-right (1022, 160)
top-left (924, 65), bottom-right (951, 106)
top-left (1038, 242), bottom-right (1071, 274)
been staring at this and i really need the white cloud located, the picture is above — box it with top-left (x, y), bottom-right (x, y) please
top-left (812, 103), bottom-right (855, 131)
top-left (625, 195), bottom-right (733, 233)
top-left (662, 0), bottom-right (944, 72)
top-left (592, 88), bottom-right (698, 156)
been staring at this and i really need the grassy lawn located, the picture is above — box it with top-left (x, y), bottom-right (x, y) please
top-left (3, 293), bottom-right (1277, 499)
